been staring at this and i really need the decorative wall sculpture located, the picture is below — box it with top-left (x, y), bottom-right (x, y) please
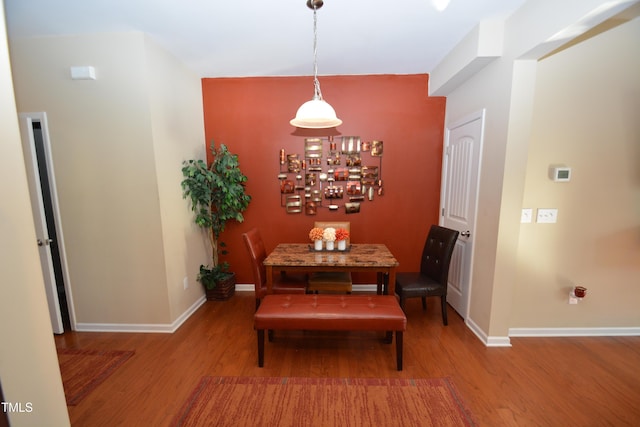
top-left (279, 136), bottom-right (384, 214)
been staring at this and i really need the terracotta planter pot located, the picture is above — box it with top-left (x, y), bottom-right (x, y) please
top-left (205, 273), bottom-right (236, 301)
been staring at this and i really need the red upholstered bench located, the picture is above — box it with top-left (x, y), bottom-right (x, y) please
top-left (254, 294), bottom-right (407, 371)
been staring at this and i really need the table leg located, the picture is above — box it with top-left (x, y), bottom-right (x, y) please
top-left (265, 265), bottom-right (274, 293)
top-left (378, 271), bottom-right (391, 295)
top-left (387, 268), bottom-right (396, 296)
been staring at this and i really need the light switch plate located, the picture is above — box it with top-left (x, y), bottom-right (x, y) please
top-left (537, 208), bottom-right (558, 223)
top-left (521, 208), bottom-right (533, 223)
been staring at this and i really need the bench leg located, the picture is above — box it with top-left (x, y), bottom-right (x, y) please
top-left (383, 331), bottom-right (392, 344)
top-left (396, 331), bottom-right (403, 371)
top-left (257, 329), bottom-right (265, 367)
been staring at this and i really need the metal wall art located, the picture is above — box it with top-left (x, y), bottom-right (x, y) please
top-left (279, 136), bottom-right (384, 215)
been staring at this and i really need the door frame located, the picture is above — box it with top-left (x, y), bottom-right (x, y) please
top-left (439, 109), bottom-right (485, 320)
top-left (19, 112), bottom-right (76, 332)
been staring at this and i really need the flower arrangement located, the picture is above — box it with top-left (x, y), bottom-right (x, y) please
top-left (322, 227), bottom-right (336, 242)
top-left (335, 228), bottom-right (349, 241)
top-left (309, 227), bottom-right (324, 242)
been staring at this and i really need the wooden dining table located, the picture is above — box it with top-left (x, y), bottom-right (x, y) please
top-left (263, 243), bottom-right (399, 295)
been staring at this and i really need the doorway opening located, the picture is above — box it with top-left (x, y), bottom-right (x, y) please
top-left (20, 112), bottom-right (74, 333)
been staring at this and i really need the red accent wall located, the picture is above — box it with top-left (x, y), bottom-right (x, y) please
top-left (201, 74), bottom-right (445, 284)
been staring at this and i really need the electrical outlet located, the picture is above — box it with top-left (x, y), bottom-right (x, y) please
top-left (521, 208), bottom-right (533, 223)
top-left (183, 276), bottom-right (189, 290)
top-left (537, 208), bottom-right (558, 223)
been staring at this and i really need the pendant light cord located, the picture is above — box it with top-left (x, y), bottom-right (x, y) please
top-left (290, 1), bottom-right (342, 128)
top-left (312, 4), bottom-right (323, 101)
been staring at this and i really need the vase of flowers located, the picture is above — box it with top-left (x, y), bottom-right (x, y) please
top-left (323, 227), bottom-right (336, 251)
top-left (335, 228), bottom-right (349, 251)
top-left (309, 227), bottom-right (324, 250)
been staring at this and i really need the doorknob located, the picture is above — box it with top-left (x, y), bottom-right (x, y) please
top-left (37, 238), bottom-right (53, 246)
top-left (460, 230), bottom-right (471, 237)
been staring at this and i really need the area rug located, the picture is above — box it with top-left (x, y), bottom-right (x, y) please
top-left (57, 348), bottom-right (134, 405)
top-left (172, 377), bottom-right (476, 426)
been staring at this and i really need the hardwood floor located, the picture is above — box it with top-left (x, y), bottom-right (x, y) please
top-left (55, 292), bottom-right (640, 426)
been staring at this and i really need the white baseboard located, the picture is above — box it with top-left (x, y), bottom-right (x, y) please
top-left (509, 327), bottom-right (640, 337)
top-left (459, 321), bottom-right (640, 345)
top-left (75, 295), bottom-right (206, 333)
top-left (465, 317), bottom-right (512, 347)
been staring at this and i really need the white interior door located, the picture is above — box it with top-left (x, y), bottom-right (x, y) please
top-left (19, 112), bottom-right (73, 333)
top-left (440, 110), bottom-right (485, 319)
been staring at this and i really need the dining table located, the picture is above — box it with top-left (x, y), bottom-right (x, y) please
top-left (263, 243), bottom-right (399, 295)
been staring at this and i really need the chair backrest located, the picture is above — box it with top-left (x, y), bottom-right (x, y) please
top-left (420, 225), bottom-right (459, 285)
top-left (242, 228), bottom-right (267, 293)
top-left (314, 221), bottom-right (351, 245)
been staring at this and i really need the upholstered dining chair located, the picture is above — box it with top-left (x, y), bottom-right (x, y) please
top-left (307, 221), bottom-right (352, 294)
top-left (394, 225), bottom-right (459, 325)
top-left (242, 228), bottom-right (307, 310)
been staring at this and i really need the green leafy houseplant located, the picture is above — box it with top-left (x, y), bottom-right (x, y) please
top-left (181, 142), bottom-right (251, 292)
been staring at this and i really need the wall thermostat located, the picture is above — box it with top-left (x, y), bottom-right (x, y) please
top-left (551, 167), bottom-right (571, 182)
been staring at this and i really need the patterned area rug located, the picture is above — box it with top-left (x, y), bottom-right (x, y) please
top-left (173, 377), bottom-right (476, 426)
top-left (57, 349), bottom-right (134, 405)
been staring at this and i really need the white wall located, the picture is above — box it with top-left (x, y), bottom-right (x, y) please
top-left (438, 0), bottom-right (640, 339)
top-left (9, 32), bottom-right (207, 329)
top-left (513, 16), bottom-right (640, 328)
top-left (143, 34), bottom-right (209, 321)
top-left (0, 2), bottom-right (70, 424)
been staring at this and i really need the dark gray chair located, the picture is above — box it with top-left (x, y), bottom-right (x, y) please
top-left (394, 225), bottom-right (459, 325)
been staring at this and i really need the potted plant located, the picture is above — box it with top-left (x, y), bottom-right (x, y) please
top-left (181, 142), bottom-right (251, 300)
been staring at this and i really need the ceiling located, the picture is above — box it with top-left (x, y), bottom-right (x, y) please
top-left (4, 0), bottom-right (526, 78)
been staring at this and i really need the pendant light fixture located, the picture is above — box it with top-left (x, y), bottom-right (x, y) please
top-left (290, 0), bottom-right (342, 129)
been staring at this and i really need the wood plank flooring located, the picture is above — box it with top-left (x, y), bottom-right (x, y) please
top-left (55, 292), bottom-right (640, 426)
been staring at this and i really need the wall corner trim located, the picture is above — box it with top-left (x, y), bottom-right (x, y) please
top-left (465, 317), bottom-right (512, 347)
